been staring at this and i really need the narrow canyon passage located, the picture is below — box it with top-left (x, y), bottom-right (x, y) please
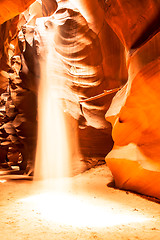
top-left (0, 0), bottom-right (160, 239)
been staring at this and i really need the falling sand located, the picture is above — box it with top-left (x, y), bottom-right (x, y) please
top-left (34, 17), bottom-right (70, 181)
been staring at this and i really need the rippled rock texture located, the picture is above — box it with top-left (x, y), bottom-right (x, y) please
top-left (0, 1), bottom-right (42, 172)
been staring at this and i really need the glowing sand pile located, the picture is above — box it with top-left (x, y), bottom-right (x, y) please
top-left (21, 190), bottom-right (150, 228)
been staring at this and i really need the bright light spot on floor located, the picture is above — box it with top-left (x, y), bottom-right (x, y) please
top-left (20, 190), bottom-right (150, 228)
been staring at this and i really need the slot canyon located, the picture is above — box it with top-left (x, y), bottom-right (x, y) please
top-left (0, 0), bottom-right (160, 239)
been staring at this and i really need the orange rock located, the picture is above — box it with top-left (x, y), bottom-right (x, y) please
top-left (107, 35), bottom-right (160, 166)
top-left (42, 0), bottom-right (57, 17)
top-left (105, 5), bottom-right (160, 198)
top-left (0, 0), bottom-right (35, 24)
top-left (104, 0), bottom-right (160, 50)
top-left (107, 156), bottom-right (160, 199)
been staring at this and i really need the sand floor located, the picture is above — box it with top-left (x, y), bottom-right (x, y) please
top-left (0, 165), bottom-right (160, 240)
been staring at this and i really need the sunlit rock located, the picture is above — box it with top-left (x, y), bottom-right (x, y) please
top-left (42, 0), bottom-right (126, 129)
top-left (105, 17), bottom-right (160, 198)
top-left (42, 0), bottom-right (58, 17)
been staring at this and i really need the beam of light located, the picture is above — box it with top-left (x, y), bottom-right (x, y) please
top-left (34, 18), bottom-right (70, 180)
top-left (20, 188), bottom-right (151, 229)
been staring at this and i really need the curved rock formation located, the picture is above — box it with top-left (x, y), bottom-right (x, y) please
top-left (0, 2), bottom-right (41, 171)
top-left (104, 0), bottom-right (160, 50)
top-left (104, 0), bottom-right (160, 199)
top-left (49, 0), bottom-right (126, 129)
